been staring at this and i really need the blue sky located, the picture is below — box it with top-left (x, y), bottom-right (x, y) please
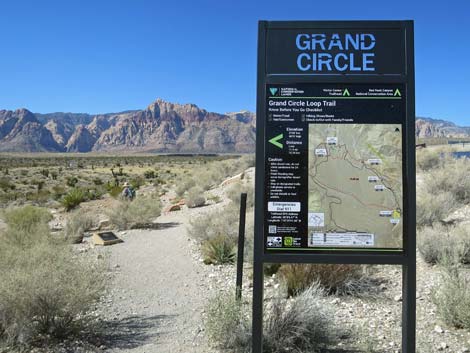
top-left (0, 0), bottom-right (469, 124)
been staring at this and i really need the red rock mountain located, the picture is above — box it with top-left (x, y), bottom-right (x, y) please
top-left (0, 99), bottom-right (256, 153)
top-left (0, 100), bottom-right (464, 153)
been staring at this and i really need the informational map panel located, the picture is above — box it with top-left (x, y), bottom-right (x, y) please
top-left (264, 83), bottom-right (405, 253)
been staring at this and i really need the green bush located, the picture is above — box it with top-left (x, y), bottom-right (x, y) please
top-left (66, 176), bottom-right (79, 187)
top-left (278, 263), bottom-right (373, 296)
top-left (1, 206), bottom-right (52, 248)
top-left (432, 265), bottom-right (470, 329)
top-left (61, 188), bottom-right (86, 211)
top-left (107, 196), bottom-right (162, 230)
top-left (143, 170), bottom-right (156, 179)
top-left (186, 186), bottom-right (206, 208)
top-left (205, 284), bottom-right (339, 353)
top-left (202, 235), bottom-right (236, 265)
top-left (0, 206), bottom-right (106, 347)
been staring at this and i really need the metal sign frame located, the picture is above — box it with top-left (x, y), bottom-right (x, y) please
top-left (253, 20), bottom-right (416, 353)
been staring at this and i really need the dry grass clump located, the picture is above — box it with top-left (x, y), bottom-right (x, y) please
top-left (205, 284), bottom-right (339, 353)
top-left (186, 186), bottom-right (206, 208)
top-left (227, 182), bottom-right (254, 208)
top-left (64, 211), bottom-right (96, 244)
top-left (418, 223), bottom-right (470, 264)
top-left (107, 196), bottom-right (161, 230)
top-left (416, 191), bottom-right (457, 228)
top-left (424, 159), bottom-right (470, 205)
top-left (278, 263), bottom-right (377, 297)
top-left (0, 206), bottom-right (106, 348)
top-left (432, 264), bottom-right (470, 330)
top-left (416, 149), bottom-right (441, 171)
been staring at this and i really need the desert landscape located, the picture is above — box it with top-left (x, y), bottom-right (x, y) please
top-left (0, 135), bottom-right (470, 352)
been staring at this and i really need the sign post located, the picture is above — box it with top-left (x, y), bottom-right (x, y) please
top-left (253, 20), bottom-right (415, 352)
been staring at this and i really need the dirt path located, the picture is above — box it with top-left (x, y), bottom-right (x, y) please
top-left (98, 212), bottom-right (217, 353)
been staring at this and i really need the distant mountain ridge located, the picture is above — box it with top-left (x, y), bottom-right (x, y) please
top-left (0, 100), bottom-right (465, 153)
top-left (0, 99), bottom-right (256, 153)
top-left (415, 117), bottom-right (470, 138)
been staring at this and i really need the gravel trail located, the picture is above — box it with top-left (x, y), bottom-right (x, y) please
top-left (99, 212), bottom-right (216, 353)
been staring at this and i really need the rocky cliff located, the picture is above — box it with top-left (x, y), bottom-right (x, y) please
top-left (0, 100), bottom-right (466, 153)
top-left (0, 99), bottom-right (256, 153)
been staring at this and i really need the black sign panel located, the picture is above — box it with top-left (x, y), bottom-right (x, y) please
top-left (264, 83), bottom-right (405, 253)
top-left (253, 21), bottom-right (416, 353)
top-left (266, 26), bottom-right (405, 75)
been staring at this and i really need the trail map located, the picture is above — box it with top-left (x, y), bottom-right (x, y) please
top-left (307, 124), bottom-right (403, 249)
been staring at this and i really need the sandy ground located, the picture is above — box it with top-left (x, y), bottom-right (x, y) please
top-left (95, 211), bottom-right (217, 353)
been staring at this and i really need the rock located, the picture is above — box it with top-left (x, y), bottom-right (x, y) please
top-left (438, 342), bottom-right (448, 350)
top-left (393, 294), bottom-right (402, 302)
top-left (434, 325), bottom-right (444, 334)
top-left (98, 219), bottom-right (110, 230)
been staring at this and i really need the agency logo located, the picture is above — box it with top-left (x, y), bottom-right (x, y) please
top-left (269, 87), bottom-right (278, 96)
top-left (284, 237), bottom-right (294, 247)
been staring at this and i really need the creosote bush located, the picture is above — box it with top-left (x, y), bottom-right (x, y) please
top-left (206, 284), bottom-right (339, 353)
top-left (278, 263), bottom-right (374, 297)
top-left (0, 205), bottom-right (106, 348)
top-left (107, 196), bottom-right (162, 230)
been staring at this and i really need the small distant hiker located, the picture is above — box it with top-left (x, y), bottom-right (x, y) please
top-left (121, 182), bottom-right (135, 201)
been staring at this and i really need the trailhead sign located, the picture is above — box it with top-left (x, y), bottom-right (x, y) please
top-left (264, 83), bottom-right (405, 252)
top-left (253, 20), bottom-right (416, 353)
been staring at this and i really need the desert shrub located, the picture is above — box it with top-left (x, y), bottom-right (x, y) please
top-left (416, 149), bottom-right (441, 171)
top-left (227, 182), bottom-right (254, 208)
top-left (186, 186), bottom-right (206, 208)
top-left (264, 263), bottom-right (282, 276)
top-left (188, 205), bottom-right (254, 263)
top-left (206, 292), bottom-right (250, 352)
top-left (66, 176), bottom-right (79, 187)
top-left (416, 191), bottom-right (456, 228)
top-left (278, 263), bottom-right (373, 296)
top-left (0, 177), bottom-right (15, 191)
top-left (61, 188), bottom-right (86, 211)
top-left (206, 284), bottom-right (339, 353)
top-left (130, 176), bottom-right (145, 189)
top-left (175, 178), bottom-right (196, 197)
top-left (92, 177), bottom-right (103, 185)
top-left (144, 170), bottom-right (156, 179)
top-left (202, 235), bottom-right (236, 265)
top-left (418, 223), bottom-right (470, 264)
top-left (1, 206), bottom-right (52, 248)
top-left (64, 212), bottom-right (95, 243)
top-left (2, 205), bottom-right (52, 234)
top-left (424, 159), bottom-right (470, 205)
top-left (188, 204), bottom-right (240, 243)
top-left (107, 184), bottom-right (123, 198)
top-left (0, 233), bottom-right (106, 346)
top-left (107, 196), bottom-right (161, 230)
top-left (432, 264), bottom-right (470, 329)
